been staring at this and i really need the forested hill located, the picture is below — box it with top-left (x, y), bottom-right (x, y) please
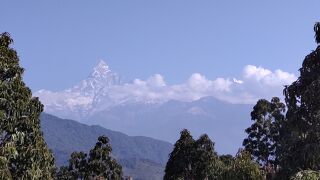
top-left (40, 113), bottom-right (172, 180)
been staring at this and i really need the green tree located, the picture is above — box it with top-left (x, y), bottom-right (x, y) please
top-left (55, 166), bottom-right (72, 180)
top-left (278, 22), bottom-right (320, 178)
top-left (243, 97), bottom-right (285, 167)
top-left (0, 32), bottom-right (55, 179)
top-left (290, 170), bottom-right (320, 180)
top-left (222, 150), bottom-right (264, 180)
top-left (164, 129), bottom-right (196, 180)
top-left (219, 154), bottom-right (234, 167)
top-left (164, 130), bottom-right (222, 180)
top-left (86, 136), bottom-right (122, 180)
top-left (0, 156), bottom-right (12, 179)
top-left (69, 152), bottom-right (87, 179)
top-left (193, 134), bottom-right (221, 180)
top-left (57, 135), bottom-right (123, 180)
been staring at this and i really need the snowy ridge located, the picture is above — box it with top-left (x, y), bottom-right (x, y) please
top-left (35, 60), bottom-right (123, 119)
top-left (35, 61), bottom-right (296, 120)
top-left (69, 60), bottom-right (121, 96)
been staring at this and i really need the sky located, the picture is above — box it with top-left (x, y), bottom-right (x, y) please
top-left (1, 1), bottom-right (320, 92)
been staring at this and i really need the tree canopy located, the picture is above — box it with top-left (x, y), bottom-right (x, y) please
top-left (57, 135), bottom-right (123, 180)
top-left (164, 129), bottom-right (196, 180)
top-left (0, 32), bottom-right (55, 179)
top-left (290, 170), bottom-right (320, 180)
top-left (277, 21), bottom-right (320, 178)
top-left (243, 97), bottom-right (285, 169)
top-left (164, 129), bottom-right (223, 180)
top-left (165, 130), bottom-right (262, 180)
top-left (221, 150), bottom-right (264, 180)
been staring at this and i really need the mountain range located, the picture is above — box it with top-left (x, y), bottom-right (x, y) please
top-left (41, 113), bottom-right (172, 180)
top-left (36, 60), bottom-right (254, 154)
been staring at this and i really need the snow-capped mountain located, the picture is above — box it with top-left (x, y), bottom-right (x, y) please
top-left (71, 60), bottom-right (121, 95)
top-left (36, 60), bottom-right (295, 121)
top-left (35, 60), bottom-right (122, 119)
top-left (36, 60), bottom-right (255, 154)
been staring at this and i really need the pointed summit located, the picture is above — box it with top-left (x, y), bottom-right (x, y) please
top-left (96, 59), bottom-right (108, 68)
top-left (94, 59), bottom-right (111, 71)
top-left (91, 60), bottom-right (112, 78)
top-left (82, 59), bottom-right (121, 90)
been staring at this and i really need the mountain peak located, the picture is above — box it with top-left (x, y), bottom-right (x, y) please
top-left (91, 60), bottom-right (112, 77)
top-left (97, 59), bottom-right (108, 68)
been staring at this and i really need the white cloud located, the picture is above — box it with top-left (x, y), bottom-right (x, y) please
top-left (212, 78), bottom-right (232, 92)
top-left (188, 73), bottom-right (207, 89)
top-left (244, 65), bottom-right (272, 81)
top-left (243, 65), bottom-right (296, 87)
top-left (36, 65), bottom-right (298, 112)
top-left (147, 74), bottom-right (166, 87)
top-left (106, 65), bottom-right (296, 104)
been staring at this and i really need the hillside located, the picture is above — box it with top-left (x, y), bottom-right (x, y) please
top-left (36, 60), bottom-right (257, 155)
top-left (85, 97), bottom-right (252, 154)
top-left (40, 113), bottom-right (172, 180)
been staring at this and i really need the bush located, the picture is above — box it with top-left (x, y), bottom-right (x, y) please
top-left (290, 170), bottom-right (320, 180)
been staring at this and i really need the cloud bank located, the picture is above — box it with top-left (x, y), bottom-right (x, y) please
top-left (108, 65), bottom-right (296, 104)
top-left (36, 65), bottom-right (297, 115)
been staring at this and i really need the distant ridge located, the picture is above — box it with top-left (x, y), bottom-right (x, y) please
top-left (40, 113), bottom-right (172, 180)
top-left (36, 60), bottom-right (253, 155)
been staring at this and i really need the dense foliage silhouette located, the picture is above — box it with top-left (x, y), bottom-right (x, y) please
top-left (0, 32), bottom-right (55, 179)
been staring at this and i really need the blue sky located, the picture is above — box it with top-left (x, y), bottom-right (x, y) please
top-left (1, 1), bottom-right (320, 91)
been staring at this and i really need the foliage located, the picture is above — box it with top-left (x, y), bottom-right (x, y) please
top-left (315, 22), bottom-right (320, 44)
top-left (57, 135), bottom-right (123, 180)
top-left (243, 97), bottom-right (285, 167)
top-left (278, 22), bottom-right (320, 178)
top-left (164, 129), bottom-right (196, 180)
top-left (0, 156), bottom-right (12, 179)
top-left (222, 150), bottom-right (264, 180)
top-left (0, 32), bottom-right (55, 179)
top-left (55, 166), bottom-right (72, 180)
top-left (219, 154), bottom-right (234, 167)
top-left (41, 113), bottom-right (172, 180)
top-left (164, 129), bottom-right (221, 180)
top-left (68, 152), bottom-right (87, 179)
top-left (290, 170), bottom-right (320, 180)
top-left (193, 134), bottom-right (222, 179)
top-left (87, 136), bottom-right (123, 179)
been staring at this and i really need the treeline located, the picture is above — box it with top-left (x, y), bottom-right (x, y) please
top-left (0, 33), bottom-right (123, 180)
top-left (164, 129), bottom-right (263, 180)
top-left (56, 136), bottom-right (122, 179)
top-left (163, 22), bottom-right (320, 180)
top-left (2, 22), bottom-right (320, 180)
